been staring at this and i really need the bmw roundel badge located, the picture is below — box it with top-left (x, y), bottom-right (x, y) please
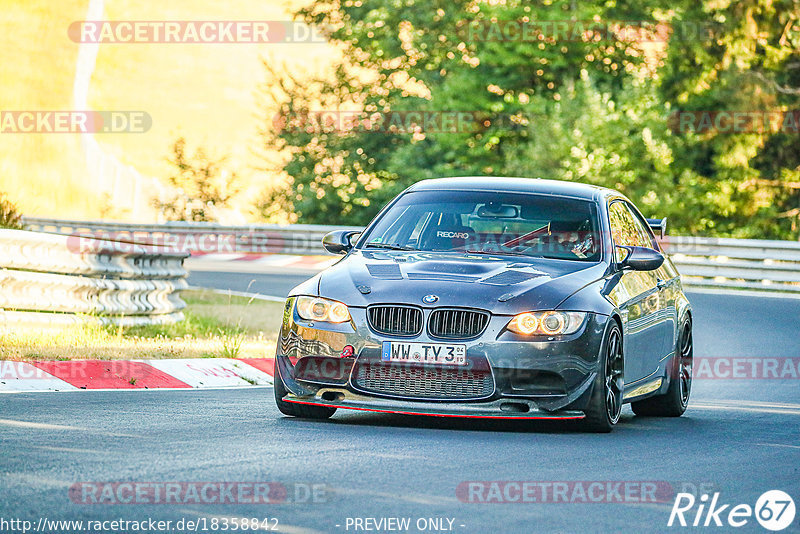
top-left (422, 294), bottom-right (439, 304)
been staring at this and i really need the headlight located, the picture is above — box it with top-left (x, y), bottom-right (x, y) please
top-left (507, 311), bottom-right (586, 336)
top-left (295, 296), bottom-right (352, 323)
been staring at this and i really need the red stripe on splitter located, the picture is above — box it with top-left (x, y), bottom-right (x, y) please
top-left (30, 361), bottom-right (191, 389)
top-left (237, 357), bottom-right (275, 376)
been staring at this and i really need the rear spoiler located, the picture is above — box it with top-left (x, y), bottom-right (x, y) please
top-left (646, 218), bottom-right (667, 239)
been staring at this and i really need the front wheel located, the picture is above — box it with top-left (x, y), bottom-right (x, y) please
top-left (274, 358), bottom-right (336, 420)
top-left (631, 317), bottom-right (692, 417)
top-left (580, 322), bottom-right (624, 433)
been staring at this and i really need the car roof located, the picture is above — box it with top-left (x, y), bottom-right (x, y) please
top-left (406, 176), bottom-right (620, 202)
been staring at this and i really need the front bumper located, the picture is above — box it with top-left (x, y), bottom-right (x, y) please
top-left (275, 299), bottom-right (610, 417)
top-left (282, 388), bottom-right (585, 419)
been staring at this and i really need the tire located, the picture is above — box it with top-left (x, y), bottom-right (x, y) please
top-left (580, 321), bottom-right (624, 433)
top-left (631, 316), bottom-right (692, 417)
top-left (274, 358), bottom-right (336, 419)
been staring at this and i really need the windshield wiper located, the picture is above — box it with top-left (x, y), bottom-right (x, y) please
top-left (465, 249), bottom-right (534, 257)
top-left (364, 243), bottom-right (417, 251)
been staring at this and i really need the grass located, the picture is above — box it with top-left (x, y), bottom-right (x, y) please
top-left (0, 289), bottom-right (285, 360)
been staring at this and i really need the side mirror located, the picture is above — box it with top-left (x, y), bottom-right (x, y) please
top-left (618, 246), bottom-right (664, 271)
top-left (322, 230), bottom-right (360, 254)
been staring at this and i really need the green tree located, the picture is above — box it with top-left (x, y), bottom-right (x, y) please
top-left (156, 138), bottom-right (240, 222)
top-left (659, 0), bottom-right (800, 238)
top-left (0, 192), bottom-right (23, 229)
top-left (504, 74), bottom-right (693, 223)
top-left (260, 0), bottom-right (657, 225)
top-left (260, 0), bottom-right (800, 239)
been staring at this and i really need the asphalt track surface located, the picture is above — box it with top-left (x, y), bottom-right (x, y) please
top-left (2, 267), bottom-right (799, 533)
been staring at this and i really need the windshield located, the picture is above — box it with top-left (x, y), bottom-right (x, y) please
top-left (360, 190), bottom-right (602, 261)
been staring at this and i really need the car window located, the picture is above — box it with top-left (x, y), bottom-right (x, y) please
top-left (622, 203), bottom-right (656, 250)
top-left (362, 190), bottom-right (602, 261)
top-left (374, 206), bottom-right (421, 246)
top-left (609, 201), bottom-right (652, 261)
top-left (625, 203), bottom-right (660, 250)
top-left (408, 212), bottom-right (432, 245)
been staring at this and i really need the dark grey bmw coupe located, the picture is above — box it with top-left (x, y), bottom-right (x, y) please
top-left (273, 177), bottom-right (693, 432)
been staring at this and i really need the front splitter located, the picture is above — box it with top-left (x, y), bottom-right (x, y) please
top-left (282, 391), bottom-right (585, 420)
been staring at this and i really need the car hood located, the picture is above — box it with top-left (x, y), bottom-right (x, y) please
top-left (311, 250), bottom-right (608, 314)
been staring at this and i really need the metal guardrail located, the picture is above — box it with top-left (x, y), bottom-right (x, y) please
top-left (24, 217), bottom-right (360, 256)
top-left (22, 217), bottom-right (800, 295)
top-left (1, 228), bottom-right (189, 327)
top-left (661, 236), bottom-right (800, 293)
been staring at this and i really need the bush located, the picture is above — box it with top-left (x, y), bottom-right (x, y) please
top-left (0, 193), bottom-right (23, 229)
top-left (153, 138), bottom-right (240, 222)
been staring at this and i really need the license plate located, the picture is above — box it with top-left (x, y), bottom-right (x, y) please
top-left (381, 341), bottom-right (467, 366)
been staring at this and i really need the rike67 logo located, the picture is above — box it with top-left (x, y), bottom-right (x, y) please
top-left (669, 490), bottom-right (796, 531)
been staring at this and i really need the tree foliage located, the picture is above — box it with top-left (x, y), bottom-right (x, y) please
top-left (261, 0), bottom-right (800, 238)
top-left (156, 138), bottom-right (240, 222)
top-left (0, 192), bottom-right (23, 229)
top-left (658, 0), bottom-right (800, 237)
